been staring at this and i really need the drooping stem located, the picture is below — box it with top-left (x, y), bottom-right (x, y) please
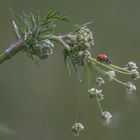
top-left (44, 35), bottom-right (70, 51)
top-left (89, 57), bottom-right (131, 75)
top-left (91, 61), bottom-right (126, 86)
top-left (88, 63), bottom-right (103, 113)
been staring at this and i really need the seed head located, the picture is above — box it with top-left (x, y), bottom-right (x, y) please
top-left (106, 70), bottom-right (116, 81)
top-left (96, 77), bottom-right (105, 87)
top-left (64, 26), bottom-right (94, 50)
top-left (78, 26), bottom-right (94, 47)
top-left (130, 69), bottom-right (140, 80)
top-left (125, 82), bottom-right (136, 94)
top-left (88, 88), bottom-right (104, 101)
top-left (71, 123), bottom-right (84, 136)
top-left (33, 39), bottom-right (54, 60)
top-left (71, 50), bottom-right (91, 66)
top-left (101, 111), bottom-right (112, 125)
top-left (125, 62), bottom-right (138, 71)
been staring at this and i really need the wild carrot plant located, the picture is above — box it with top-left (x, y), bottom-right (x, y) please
top-left (0, 11), bottom-right (139, 136)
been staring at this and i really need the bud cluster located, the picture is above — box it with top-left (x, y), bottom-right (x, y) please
top-left (26, 39), bottom-right (54, 60)
top-left (101, 111), bottom-right (112, 125)
top-left (71, 123), bottom-right (84, 136)
top-left (70, 50), bottom-right (91, 66)
top-left (125, 62), bottom-right (140, 80)
top-left (65, 26), bottom-right (94, 49)
top-left (106, 70), bottom-right (116, 81)
top-left (64, 26), bottom-right (94, 66)
top-left (88, 88), bottom-right (104, 101)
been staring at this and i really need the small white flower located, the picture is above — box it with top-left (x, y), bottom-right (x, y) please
top-left (101, 111), bottom-right (112, 124)
top-left (125, 82), bottom-right (136, 94)
top-left (97, 91), bottom-right (104, 101)
top-left (67, 34), bottom-right (77, 41)
top-left (88, 88), bottom-right (104, 100)
top-left (78, 50), bottom-right (91, 59)
top-left (106, 70), bottom-right (116, 81)
top-left (125, 62), bottom-right (138, 70)
top-left (71, 123), bottom-right (84, 136)
top-left (78, 26), bottom-right (94, 46)
top-left (96, 77), bottom-right (105, 87)
top-left (34, 39), bottom-right (54, 60)
top-left (130, 69), bottom-right (140, 80)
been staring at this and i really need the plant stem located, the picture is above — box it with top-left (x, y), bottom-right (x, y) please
top-left (89, 57), bottom-right (131, 75)
top-left (91, 62), bottom-right (126, 85)
top-left (88, 63), bottom-right (103, 113)
top-left (95, 94), bottom-right (103, 113)
top-left (0, 35), bottom-right (69, 65)
top-left (0, 39), bottom-right (25, 64)
top-left (45, 35), bottom-right (70, 51)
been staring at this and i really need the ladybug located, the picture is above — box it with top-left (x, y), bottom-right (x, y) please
top-left (97, 54), bottom-right (111, 64)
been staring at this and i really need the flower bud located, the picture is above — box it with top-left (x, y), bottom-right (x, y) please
top-left (125, 82), bottom-right (136, 94)
top-left (34, 39), bottom-right (54, 60)
top-left (130, 69), bottom-right (140, 80)
top-left (125, 62), bottom-right (138, 71)
top-left (101, 111), bottom-right (112, 125)
top-left (71, 50), bottom-right (91, 66)
top-left (71, 123), bottom-right (84, 136)
top-left (64, 26), bottom-right (94, 50)
top-left (88, 88), bottom-right (104, 101)
top-left (96, 77), bottom-right (105, 87)
top-left (106, 70), bottom-right (116, 81)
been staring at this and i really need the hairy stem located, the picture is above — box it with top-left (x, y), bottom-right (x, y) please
top-left (0, 39), bottom-right (25, 64)
top-left (45, 35), bottom-right (70, 51)
top-left (0, 34), bottom-right (70, 65)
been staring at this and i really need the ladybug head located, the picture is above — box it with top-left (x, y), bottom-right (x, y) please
top-left (106, 58), bottom-right (111, 64)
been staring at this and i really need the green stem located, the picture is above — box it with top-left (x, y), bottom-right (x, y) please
top-left (0, 35), bottom-right (69, 65)
top-left (110, 64), bottom-right (130, 73)
top-left (0, 52), bottom-right (8, 64)
top-left (88, 63), bottom-right (103, 113)
top-left (0, 39), bottom-right (25, 64)
top-left (91, 61), bottom-right (126, 85)
top-left (87, 62), bottom-right (91, 88)
top-left (95, 94), bottom-right (103, 113)
top-left (44, 35), bottom-right (70, 51)
top-left (112, 77), bottom-right (126, 85)
top-left (75, 94), bottom-right (81, 122)
top-left (89, 57), bottom-right (131, 75)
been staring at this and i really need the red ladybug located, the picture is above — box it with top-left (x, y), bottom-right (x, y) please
top-left (97, 54), bottom-right (111, 64)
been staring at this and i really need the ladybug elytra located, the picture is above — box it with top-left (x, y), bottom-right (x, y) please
top-left (97, 54), bottom-right (111, 64)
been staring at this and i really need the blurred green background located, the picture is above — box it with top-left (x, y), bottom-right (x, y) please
top-left (0, 0), bottom-right (140, 140)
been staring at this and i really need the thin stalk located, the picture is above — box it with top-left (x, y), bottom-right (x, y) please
top-left (110, 64), bottom-right (130, 73)
top-left (112, 77), bottom-right (126, 85)
top-left (75, 93), bottom-right (82, 122)
top-left (91, 62), bottom-right (126, 85)
top-left (87, 62), bottom-right (91, 88)
top-left (95, 94), bottom-right (103, 113)
top-left (74, 62), bottom-right (89, 122)
top-left (89, 57), bottom-right (131, 75)
top-left (88, 62), bottom-right (103, 113)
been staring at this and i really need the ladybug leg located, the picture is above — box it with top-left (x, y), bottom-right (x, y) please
top-left (97, 58), bottom-right (102, 62)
